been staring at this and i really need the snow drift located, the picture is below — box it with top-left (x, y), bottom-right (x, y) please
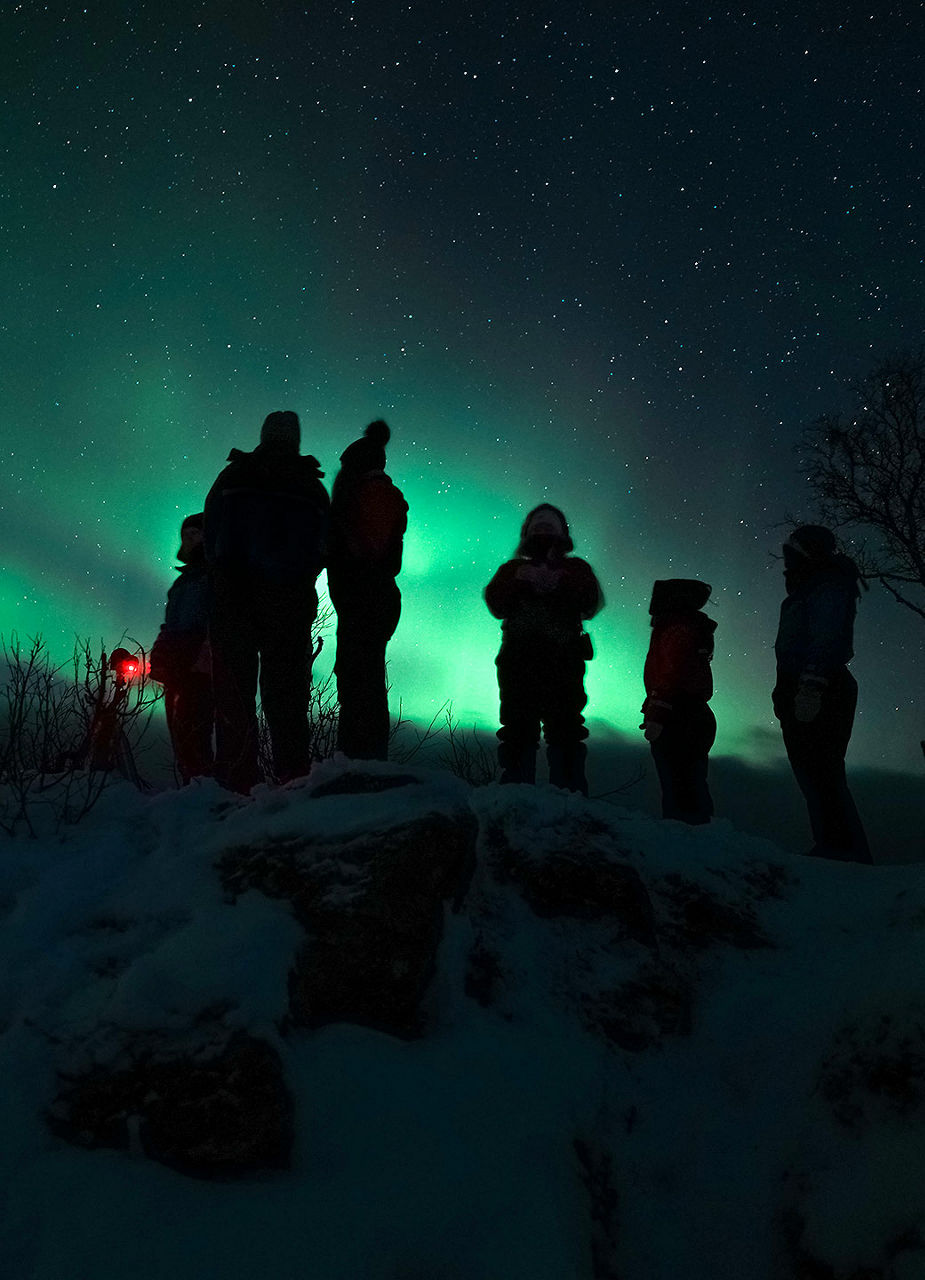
top-left (2, 762), bottom-right (924, 1279)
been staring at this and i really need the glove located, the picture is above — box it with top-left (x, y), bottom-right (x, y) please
top-left (640, 720), bottom-right (663, 742)
top-left (793, 676), bottom-right (827, 723)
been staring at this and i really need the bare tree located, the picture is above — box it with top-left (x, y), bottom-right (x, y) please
top-left (798, 349), bottom-right (925, 621)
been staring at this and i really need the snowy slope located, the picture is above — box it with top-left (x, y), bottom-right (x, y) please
top-left (2, 763), bottom-right (925, 1280)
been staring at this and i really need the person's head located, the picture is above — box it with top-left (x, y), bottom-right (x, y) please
top-left (648, 578), bottom-right (712, 616)
top-left (516, 504), bottom-right (574, 558)
top-left (783, 523), bottom-right (837, 591)
top-left (339, 419), bottom-right (391, 474)
top-left (785, 524), bottom-right (837, 563)
top-left (177, 512), bottom-right (204, 563)
top-left (260, 410), bottom-right (301, 451)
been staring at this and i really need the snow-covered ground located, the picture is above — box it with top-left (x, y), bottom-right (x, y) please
top-left (3, 763), bottom-right (925, 1280)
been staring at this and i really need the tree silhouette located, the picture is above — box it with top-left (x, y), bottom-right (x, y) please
top-left (799, 349), bottom-right (925, 622)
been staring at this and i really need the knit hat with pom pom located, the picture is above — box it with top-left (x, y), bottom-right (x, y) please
top-left (339, 419), bottom-right (391, 472)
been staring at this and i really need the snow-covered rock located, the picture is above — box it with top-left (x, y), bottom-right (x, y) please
top-left (3, 761), bottom-right (925, 1279)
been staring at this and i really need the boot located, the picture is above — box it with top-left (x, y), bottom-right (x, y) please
top-left (547, 741), bottom-right (588, 795)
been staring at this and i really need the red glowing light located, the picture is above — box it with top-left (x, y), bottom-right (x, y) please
top-left (109, 648), bottom-right (140, 681)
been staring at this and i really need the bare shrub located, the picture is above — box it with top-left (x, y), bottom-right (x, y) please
top-left (438, 707), bottom-right (499, 786)
top-left (0, 635), bottom-right (160, 836)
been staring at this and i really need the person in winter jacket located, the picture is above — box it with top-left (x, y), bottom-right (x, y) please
top-left (203, 410), bottom-right (330, 792)
top-left (773, 524), bottom-right (871, 863)
top-left (326, 419), bottom-right (408, 760)
top-left (640, 578), bottom-right (716, 824)
top-left (150, 513), bottom-right (214, 783)
top-left (484, 504), bottom-right (603, 794)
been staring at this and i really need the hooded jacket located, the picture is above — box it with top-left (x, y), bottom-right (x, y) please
top-left (203, 443), bottom-right (329, 584)
top-left (485, 555), bottom-right (603, 649)
top-left (774, 556), bottom-right (859, 679)
top-left (643, 611), bottom-right (716, 723)
top-left (327, 469), bottom-right (408, 581)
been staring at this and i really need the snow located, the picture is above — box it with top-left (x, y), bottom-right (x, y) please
top-left (2, 764), bottom-right (925, 1279)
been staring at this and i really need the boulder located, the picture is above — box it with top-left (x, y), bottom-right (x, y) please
top-left (220, 808), bottom-right (478, 1037)
top-left (47, 1033), bottom-right (292, 1179)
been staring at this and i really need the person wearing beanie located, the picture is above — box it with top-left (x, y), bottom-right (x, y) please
top-left (326, 419), bottom-right (408, 760)
top-left (772, 523), bottom-right (871, 863)
top-left (203, 410), bottom-right (330, 792)
top-left (640, 578), bottom-right (717, 824)
top-left (149, 513), bottom-right (215, 783)
top-left (484, 504), bottom-right (604, 794)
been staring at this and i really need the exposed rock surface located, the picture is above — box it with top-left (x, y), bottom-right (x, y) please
top-left (47, 1033), bottom-right (292, 1178)
top-left (219, 805), bottom-right (477, 1036)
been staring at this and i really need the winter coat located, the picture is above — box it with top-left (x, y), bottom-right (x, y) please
top-left (203, 443), bottom-right (329, 585)
top-left (774, 559), bottom-right (858, 679)
top-left (485, 555), bottom-right (603, 652)
top-left (327, 470), bottom-right (408, 583)
top-left (163, 562), bottom-right (211, 634)
top-left (150, 562), bottom-right (211, 685)
top-left (642, 610), bottom-right (716, 725)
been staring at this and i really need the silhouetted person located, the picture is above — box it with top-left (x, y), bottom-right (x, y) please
top-left (327, 419), bottom-right (408, 760)
top-left (641, 578), bottom-right (716, 824)
top-left (773, 524), bottom-right (871, 863)
top-left (203, 411), bottom-right (329, 792)
top-left (485, 504), bottom-right (603, 794)
top-left (150, 513), bottom-right (214, 783)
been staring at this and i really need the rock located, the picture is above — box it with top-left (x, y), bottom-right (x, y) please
top-left (655, 873), bottom-right (772, 950)
top-left (818, 1010), bottom-right (925, 1129)
top-left (464, 932), bottom-right (506, 1009)
top-left (309, 772), bottom-right (423, 800)
top-left (582, 963), bottom-right (693, 1052)
top-left (486, 821), bottom-right (657, 947)
top-left (220, 808), bottom-right (478, 1037)
top-left (47, 1034), bottom-right (292, 1179)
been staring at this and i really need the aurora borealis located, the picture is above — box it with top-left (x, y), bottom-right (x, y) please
top-left (2, 2), bottom-right (922, 775)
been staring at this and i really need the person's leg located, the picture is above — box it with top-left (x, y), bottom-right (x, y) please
top-left (259, 585), bottom-right (316, 781)
top-left (165, 677), bottom-right (214, 783)
top-left (163, 685), bottom-right (187, 782)
top-left (543, 655), bottom-right (590, 794)
top-left (689, 704), bottom-right (717, 823)
top-left (334, 623), bottom-right (388, 759)
top-left (667, 704), bottom-right (716, 824)
top-left (650, 730), bottom-right (681, 818)
top-left (333, 582), bottom-right (400, 761)
top-left (496, 650), bottom-right (541, 784)
top-left (649, 704), bottom-right (715, 824)
top-left (210, 583), bottom-right (261, 793)
top-left (781, 673), bottom-right (870, 862)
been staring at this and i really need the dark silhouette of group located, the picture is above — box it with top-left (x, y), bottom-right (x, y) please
top-left (152, 412), bottom-right (406, 795)
top-left (151, 412), bottom-right (872, 865)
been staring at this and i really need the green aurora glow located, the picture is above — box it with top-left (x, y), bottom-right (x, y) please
top-left (2, 3), bottom-right (922, 775)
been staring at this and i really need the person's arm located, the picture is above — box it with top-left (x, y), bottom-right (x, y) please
top-left (484, 561), bottom-right (524, 618)
top-left (576, 561), bottom-right (605, 620)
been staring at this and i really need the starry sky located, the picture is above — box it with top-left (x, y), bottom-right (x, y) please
top-left (2, 1), bottom-right (923, 776)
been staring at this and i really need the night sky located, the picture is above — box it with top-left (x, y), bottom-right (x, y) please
top-left (2, 2), bottom-right (923, 776)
